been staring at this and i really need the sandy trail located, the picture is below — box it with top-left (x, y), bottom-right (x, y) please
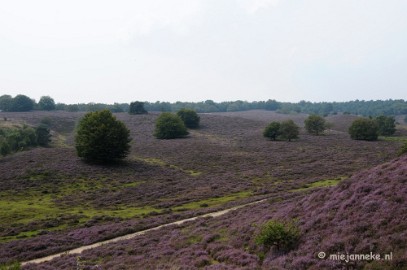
top-left (21, 198), bottom-right (267, 266)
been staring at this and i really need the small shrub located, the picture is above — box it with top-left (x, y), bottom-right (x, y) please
top-left (177, 108), bottom-right (200, 129)
top-left (36, 125), bottom-right (51, 147)
top-left (279, 120), bottom-right (300, 141)
top-left (304, 114), bottom-right (326, 135)
top-left (154, 113), bottom-right (188, 139)
top-left (375, 115), bottom-right (396, 136)
top-left (0, 261), bottom-right (21, 270)
top-left (349, 118), bottom-right (379, 141)
top-left (263, 122), bottom-right (281, 140)
top-left (255, 219), bottom-right (300, 252)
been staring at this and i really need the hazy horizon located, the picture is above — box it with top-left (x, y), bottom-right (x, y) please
top-left (1, 0), bottom-right (406, 104)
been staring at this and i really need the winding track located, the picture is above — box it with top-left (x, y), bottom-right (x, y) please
top-left (21, 198), bottom-right (268, 266)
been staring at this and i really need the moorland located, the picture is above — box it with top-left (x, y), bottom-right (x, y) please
top-left (1, 110), bottom-right (406, 269)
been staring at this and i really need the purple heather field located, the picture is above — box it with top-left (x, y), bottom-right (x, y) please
top-left (0, 110), bottom-right (406, 269)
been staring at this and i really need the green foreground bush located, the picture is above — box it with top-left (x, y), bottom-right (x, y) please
top-left (255, 219), bottom-right (300, 252)
top-left (0, 124), bottom-right (51, 156)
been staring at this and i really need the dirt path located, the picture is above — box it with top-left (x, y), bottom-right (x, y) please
top-left (21, 198), bottom-right (268, 266)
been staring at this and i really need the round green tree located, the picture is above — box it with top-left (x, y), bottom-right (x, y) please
top-left (304, 114), bottom-right (326, 135)
top-left (177, 108), bottom-right (200, 128)
top-left (154, 112), bottom-right (188, 139)
top-left (263, 121), bottom-right (281, 140)
top-left (38, 96), bottom-right (56, 111)
top-left (75, 110), bottom-right (131, 163)
top-left (279, 120), bottom-right (300, 141)
top-left (11, 95), bottom-right (34, 112)
top-left (349, 118), bottom-right (379, 141)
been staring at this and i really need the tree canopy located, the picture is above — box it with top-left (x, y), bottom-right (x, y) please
top-left (129, 101), bottom-right (147, 115)
top-left (75, 110), bottom-right (131, 163)
top-left (263, 122), bottom-right (281, 140)
top-left (304, 114), bottom-right (326, 135)
top-left (38, 96), bottom-right (56, 111)
top-left (279, 120), bottom-right (300, 141)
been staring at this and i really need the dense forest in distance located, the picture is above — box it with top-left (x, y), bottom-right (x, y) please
top-left (1, 94), bottom-right (407, 116)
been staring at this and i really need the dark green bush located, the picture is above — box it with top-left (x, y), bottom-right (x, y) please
top-left (177, 109), bottom-right (200, 129)
top-left (374, 115), bottom-right (396, 136)
top-left (75, 110), bottom-right (131, 163)
top-left (129, 101), bottom-right (147, 115)
top-left (255, 219), bottom-right (300, 252)
top-left (38, 96), bottom-right (56, 111)
top-left (349, 118), bottom-right (379, 141)
top-left (263, 122), bottom-right (281, 140)
top-left (279, 120), bottom-right (300, 141)
top-left (154, 113), bottom-right (188, 139)
top-left (36, 125), bottom-right (51, 146)
top-left (304, 114), bottom-right (326, 135)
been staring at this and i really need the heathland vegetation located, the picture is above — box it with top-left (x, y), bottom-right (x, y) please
top-left (0, 100), bottom-right (407, 269)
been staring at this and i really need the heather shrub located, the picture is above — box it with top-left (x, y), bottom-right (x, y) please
top-left (154, 112), bottom-right (188, 139)
top-left (177, 108), bottom-right (200, 129)
top-left (349, 118), bottom-right (379, 141)
top-left (255, 219), bottom-right (300, 252)
top-left (75, 110), bottom-right (131, 163)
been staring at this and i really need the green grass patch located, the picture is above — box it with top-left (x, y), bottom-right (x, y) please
top-left (379, 136), bottom-right (407, 142)
top-left (290, 177), bottom-right (347, 192)
top-left (172, 191), bottom-right (252, 212)
top-left (134, 156), bottom-right (202, 176)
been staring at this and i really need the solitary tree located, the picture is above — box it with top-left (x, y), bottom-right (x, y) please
top-left (349, 118), bottom-right (379, 141)
top-left (374, 115), bottom-right (396, 136)
top-left (154, 113), bottom-right (188, 139)
top-left (75, 110), bottom-right (131, 163)
top-left (177, 109), bottom-right (200, 128)
top-left (263, 121), bottom-right (281, 140)
top-left (129, 101), bottom-right (147, 115)
top-left (38, 96), bottom-right (56, 111)
top-left (304, 114), bottom-right (326, 135)
top-left (279, 120), bottom-right (300, 141)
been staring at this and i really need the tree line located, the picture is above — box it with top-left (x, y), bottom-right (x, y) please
top-left (1, 94), bottom-right (407, 117)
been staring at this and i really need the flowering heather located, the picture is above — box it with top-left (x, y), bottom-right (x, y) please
top-left (21, 155), bottom-right (407, 269)
top-left (0, 110), bottom-right (405, 268)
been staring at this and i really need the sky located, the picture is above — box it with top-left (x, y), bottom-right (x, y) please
top-left (0, 0), bottom-right (406, 104)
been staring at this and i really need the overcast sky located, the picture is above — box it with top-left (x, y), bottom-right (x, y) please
top-left (0, 0), bottom-right (406, 104)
